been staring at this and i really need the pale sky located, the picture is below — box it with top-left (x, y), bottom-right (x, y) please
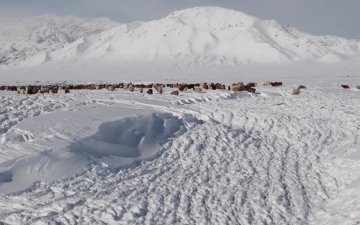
top-left (0, 0), bottom-right (359, 39)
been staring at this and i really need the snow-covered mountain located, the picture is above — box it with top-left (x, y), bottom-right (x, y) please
top-left (1, 6), bottom-right (360, 68)
top-left (0, 15), bottom-right (117, 67)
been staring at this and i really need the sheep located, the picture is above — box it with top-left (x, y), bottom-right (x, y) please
top-left (201, 83), bottom-right (209, 90)
top-left (51, 87), bottom-right (59, 94)
top-left (124, 83), bottom-right (132, 90)
top-left (128, 84), bottom-right (135, 92)
top-left (292, 88), bottom-right (301, 95)
top-left (231, 83), bottom-right (245, 91)
top-left (135, 84), bottom-right (147, 89)
top-left (231, 82), bottom-right (257, 93)
top-left (171, 90), bottom-right (179, 96)
top-left (87, 85), bottom-right (97, 90)
top-left (64, 87), bottom-right (70, 94)
top-left (107, 85), bottom-right (115, 91)
top-left (263, 81), bottom-right (272, 86)
top-left (178, 85), bottom-right (188, 92)
top-left (154, 84), bottom-right (163, 94)
top-left (216, 83), bottom-right (226, 90)
top-left (17, 86), bottom-right (26, 94)
top-left (194, 87), bottom-right (203, 93)
top-left (3, 86), bottom-right (15, 91)
top-left (246, 87), bottom-right (256, 93)
top-left (210, 83), bottom-right (217, 90)
top-left (39, 87), bottom-right (50, 94)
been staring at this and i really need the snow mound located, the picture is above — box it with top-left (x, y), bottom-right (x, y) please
top-left (69, 113), bottom-right (189, 164)
top-left (0, 113), bottom-right (201, 194)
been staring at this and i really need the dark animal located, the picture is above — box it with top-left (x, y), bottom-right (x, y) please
top-left (51, 87), bottom-right (59, 94)
top-left (270, 82), bottom-right (283, 87)
top-left (246, 87), bottom-right (256, 93)
top-left (247, 82), bottom-right (256, 88)
top-left (27, 86), bottom-right (39, 95)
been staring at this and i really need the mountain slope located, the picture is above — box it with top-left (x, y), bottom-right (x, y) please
top-left (0, 15), bottom-right (117, 67)
top-left (0, 6), bottom-right (360, 69)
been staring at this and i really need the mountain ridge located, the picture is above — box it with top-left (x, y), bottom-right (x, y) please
top-left (1, 6), bottom-right (359, 69)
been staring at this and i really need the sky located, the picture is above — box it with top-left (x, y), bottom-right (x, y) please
top-left (0, 0), bottom-right (359, 39)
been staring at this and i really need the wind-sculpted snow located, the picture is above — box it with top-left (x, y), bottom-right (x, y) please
top-left (0, 86), bottom-right (360, 224)
top-left (0, 93), bottom-right (70, 136)
top-left (0, 113), bottom-right (198, 194)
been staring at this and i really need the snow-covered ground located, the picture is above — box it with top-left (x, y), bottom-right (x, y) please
top-left (0, 81), bottom-right (360, 225)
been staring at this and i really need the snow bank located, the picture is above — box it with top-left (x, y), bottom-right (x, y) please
top-left (0, 112), bottom-right (201, 194)
top-left (68, 113), bottom-right (189, 167)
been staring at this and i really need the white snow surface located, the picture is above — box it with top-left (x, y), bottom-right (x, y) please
top-left (0, 81), bottom-right (360, 224)
top-left (1, 7), bottom-right (360, 83)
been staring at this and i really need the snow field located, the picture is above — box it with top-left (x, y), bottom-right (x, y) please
top-left (0, 85), bottom-right (359, 224)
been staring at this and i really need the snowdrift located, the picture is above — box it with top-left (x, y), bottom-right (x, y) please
top-left (0, 112), bottom-right (201, 193)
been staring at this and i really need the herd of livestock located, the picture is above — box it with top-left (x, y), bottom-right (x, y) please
top-left (0, 81), bottom-right (282, 95)
top-left (0, 81), bottom-right (357, 96)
